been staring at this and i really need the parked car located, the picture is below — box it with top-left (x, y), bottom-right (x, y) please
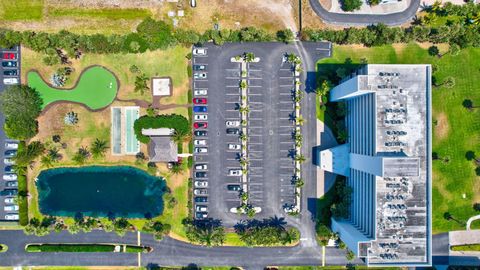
top-left (194, 89), bottom-right (207, 96)
top-left (227, 185), bottom-right (242, 191)
top-left (193, 106), bottom-right (207, 113)
top-left (195, 164), bottom-right (208, 170)
top-left (194, 130), bottom-right (207, 137)
top-left (194, 114), bottom-right (208, 120)
top-left (194, 73), bottom-right (207, 79)
top-left (195, 205), bottom-right (208, 212)
top-left (194, 196), bottom-right (208, 203)
top-left (5, 181), bottom-right (17, 188)
top-left (194, 189), bottom-right (208, 195)
top-left (3, 174), bottom-right (17, 181)
top-left (228, 169), bottom-right (243, 176)
top-left (4, 166), bottom-right (14, 173)
top-left (193, 65), bottom-right (206, 71)
top-left (226, 128), bottom-right (240, 135)
top-left (195, 171), bottom-right (207, 178)
top-left (5, 142), bottom-right (18, 149)
top-left (193, 98), bottom-right (207, 104)
top-left (194, 140), bottom-right (206, 146)
top-left (194, 181), bottom-right (208, 188)
top-left (195, 212), bottom-right (208, 219)
top-left (3, 78), bottom-right (18, 85)
top-left (228, 144), bottom-right (241, 150)
top-left (3, 69), bottom-right (18, 76)
top-left (4, 158), bottom-right (15, 165)
top-left (226, 120), bottom-right (241, 127)
top-left (4, 205), bottom-right (19, 211)
top-left (192, 48), bottom-right (206, 56)
top-left (2, 53), bottom-right (16, 60)
top-left (4, 150), bottom-right (17, 157)
top-left (0, 189), bottom-right (17, 196)
top-left (194, 147), bottom-right (208, 153)
top-left (2, 61), bottom-right (17, 67)
top-left (4, 198), bottom-right (15, 204)
top-left (4, 214), bottom-right (19, 220)
top-left (190, 0), bottom-right (197, 8)
top-left (194, 122), bottom-right (208, 129)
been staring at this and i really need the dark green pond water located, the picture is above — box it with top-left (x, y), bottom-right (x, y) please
top-left (36, 166), bottom-right (166, 218)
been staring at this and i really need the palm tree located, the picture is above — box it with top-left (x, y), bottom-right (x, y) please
top-left (244, 52), bottom-right (255, 62)
top-left (171, 129), bottom-right (188, 144)
top-left (91, 139), bottom-right (108, 158)
top-left (197, 224), bottom-right (225, 246)
top-left (462, 99), bottom-right (475, 111)
top-left (442, 76), bottom-right (455, 88)
top-left (239, 133), bottom-right (247, 142)
top-left (64, 111), bottom-right (79, 125)
top-left (287, 53), bottom-right (298, 63)
top-left (337, 129), bottom-right (348, 143)
top-left (295, 178), bottom-right (305, 188)
top-left (40, 155), bottom-right (54, 168)
top-left (48, 147), bottom-right (62, 162)
top-left (73, 146), bottom-right (90, 164)
top-left (296, 115), bottom-right (305, 126)
top-left (295, 154), bottom-right (306, 163)
top-left (239, 106), bottom-right (250, 114)
top-left (169, 163), bottom-right (183, 174)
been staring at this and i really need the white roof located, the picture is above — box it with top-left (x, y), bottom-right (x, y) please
top-left (141, 128), bottom-right (174, 136)
top-left (152, 77), bottom-right (171, 96)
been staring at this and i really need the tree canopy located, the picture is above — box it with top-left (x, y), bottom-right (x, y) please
top-left (0, 85), bottom-right (43, 140)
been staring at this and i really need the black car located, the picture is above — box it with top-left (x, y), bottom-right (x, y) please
top-left (194, 196), bottom-right (208, 203)
top-left (195, 172), bottom-right (207, 178)
top-left (4, 166), bottom-right (14, 173)
top-left (2, 61), bottom-right (17, 67)
top-left (194, 130), bottom-right (207, 137)
top-left (193, 65), bottom-right (206, 71)
top-left (0, 189), bottom-right (18, 196)
top-left (227, 184), bottom-right (241, 191)
top-left (3, 69), bottom-right (17, 76)
top-left (4, 150), bottom-right (16, 157)
top-left (226, 128), bottom-right (240, 135)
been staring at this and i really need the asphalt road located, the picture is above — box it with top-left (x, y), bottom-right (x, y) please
top-left (308, 0), bottom-right (421, 26)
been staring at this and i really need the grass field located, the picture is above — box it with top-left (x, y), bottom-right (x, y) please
top-left (28, 66), bottom-right (118, 110)
top-left (0, 0), bottom-right (44, 21)
top-left (317, 43), bottom-right (480, 233)
top-left (47, 8), bottom-right (151, 20)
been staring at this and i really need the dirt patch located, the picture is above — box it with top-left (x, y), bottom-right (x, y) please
top-left (434, 112), bottom-right (449, 141)
top-left (318, 0), bottom-right (332, 11)
top-left (417, 42), bottom-right (450, 54)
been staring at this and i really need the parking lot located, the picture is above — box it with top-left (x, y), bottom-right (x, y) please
top-left (0, 46), bottom-right (21, 223)
top-left (191, 42), bottom-right (331, 225)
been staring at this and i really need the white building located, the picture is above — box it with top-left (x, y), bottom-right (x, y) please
top-left (320, 64), bottom-right (432, 266)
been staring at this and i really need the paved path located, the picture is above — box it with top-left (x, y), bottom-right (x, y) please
top-left (466, 215), bottom-right (480, 230)
top-left (308, 0), bottom-right (421, 26)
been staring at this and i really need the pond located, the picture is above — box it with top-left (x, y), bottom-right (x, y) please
top-left (36, 166), bottom-right (166, 219)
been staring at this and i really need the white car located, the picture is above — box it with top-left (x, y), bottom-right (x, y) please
top-left (194, 73), bottom-right (207, 79)
top-left (194, 181), bottom-right (208, 188)
top-left (4, 198), bottom-right (15, 204)
top-left (196, 205), bottom-right (208, 212)
top-left (193, 48), bottom-right (206, 55)
top-left (4, 158), bottom-right (15, 165)
top-left (194, 147), bottom-right (208, 153)
top-left (194, 114), bottom-right (208, 120)
top-left (3, 174), bottom-right (17, 181)
top-left (195, 164), bottom-right (208, 170)
top-left (194, 89), bottom-right (207, 96)
top-left (194, 140), bottom-right (206, 146)
top-left (4, 205), bottom-right (19, 211)
top-left (194, 189), bottom-right (208, 195)
top-left (226, 121), bottom-right (240, 127)
top-left (4, 214), bottom-right (19, 220)
top-left (5, 142), bottom-right (18, 149)
top-left (228, 169), bottom-right (243, 176)
top-left (3, 78), bottom-right (18, 85)
top-left (228, 144), bottom-right (241, 150)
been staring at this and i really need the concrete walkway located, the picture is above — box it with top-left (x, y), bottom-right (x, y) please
top-left (466, 215), bottom-right (480, 230)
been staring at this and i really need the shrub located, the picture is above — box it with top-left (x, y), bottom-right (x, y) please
top-left (134, 114), bottom-right (190, 143)
top-left (341, 0), bottom-right (363, 11)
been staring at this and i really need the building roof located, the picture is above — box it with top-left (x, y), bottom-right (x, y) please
top-left (148, 136), bottom-right (178, 162)
top-left (142, 128), bottom-right (174, 136)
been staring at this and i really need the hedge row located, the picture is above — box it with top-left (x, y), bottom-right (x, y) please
top-left (133, 114), bottom-right (190, 143)
top-left (16, 141), bottom-right (29, 226)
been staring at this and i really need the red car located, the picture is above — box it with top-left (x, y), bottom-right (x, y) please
top-left (193, 98), bottom-right (207, 104)
top-left (194, 122), bottom-right (208, 129)
top-left (2, 53), bottom-right (16, 60)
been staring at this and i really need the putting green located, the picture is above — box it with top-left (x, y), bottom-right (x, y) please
top-left (28, 66), bottom-right (118, 110)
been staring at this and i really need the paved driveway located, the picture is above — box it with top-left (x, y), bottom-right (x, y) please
top-left (308, 0), bottom-right (421, 26)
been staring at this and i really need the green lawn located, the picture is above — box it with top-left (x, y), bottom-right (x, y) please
top-left (28, 66), bottom-right (118, 110)
top-left (451, 244), bottom-right (480, 251)
top-left (0, 0), bottom-right (44, 21)
top-left (317, 43), bottom-right (480, 234)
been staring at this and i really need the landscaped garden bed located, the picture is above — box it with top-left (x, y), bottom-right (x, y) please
top-left (25, 243), bottom-right (151, 253)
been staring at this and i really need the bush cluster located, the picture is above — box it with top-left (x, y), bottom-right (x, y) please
top-left (133, 114), bottom-right (190, 144)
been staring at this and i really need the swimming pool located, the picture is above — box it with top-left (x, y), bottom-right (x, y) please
top-left (36, 166), bottom-right (166, 218)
